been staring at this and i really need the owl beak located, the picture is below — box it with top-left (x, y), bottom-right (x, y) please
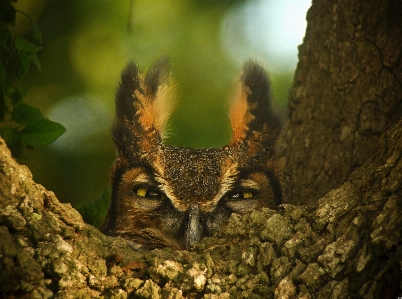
top-left (185, 203), bottom-right (202, 249)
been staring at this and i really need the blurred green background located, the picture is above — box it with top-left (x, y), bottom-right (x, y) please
top-left (11, 0), bottom-right (310, 225)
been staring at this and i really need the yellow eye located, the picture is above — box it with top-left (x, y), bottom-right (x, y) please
top-left (228, 191), bottom-right (254, 200)
top-left (136, 187), bottom-right (148, 197)
top-left (134, 186), bottom-right (164, 199)
top-left (242, 192), bottom-right (253, 199)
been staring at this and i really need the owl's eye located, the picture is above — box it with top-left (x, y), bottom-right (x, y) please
top-left (227, 190), bottom-right (255, 200)
top-left (134, 186), bottom-right (164, 199)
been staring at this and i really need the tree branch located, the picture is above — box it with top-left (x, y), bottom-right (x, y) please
top-left (1, 120), bottom-right (401, 298)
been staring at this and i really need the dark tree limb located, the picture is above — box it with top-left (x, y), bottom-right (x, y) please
top-left (278, 0), bottom-right (402, 205)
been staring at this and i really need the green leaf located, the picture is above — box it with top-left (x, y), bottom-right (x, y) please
top-left (15, 37), bottom-right (41, 54)
top-left (30, 18), bottom-right (42, 44)
top-left (5, 83), bottom-right (23, 104)
top-left (13, 10), bottom-right (42, 45)
top-left (12, 102), bottom-right (44, 125)
top-left (14, 38), bottom-right (42, 79)
top-left (20, 118), bottom-right (66, 147)
top-left (75, 189), bottom-right (111, 228)
top-left (30, 53), bottom-right (41, 71)
top-left (16, 52), bottom-right (31, 81)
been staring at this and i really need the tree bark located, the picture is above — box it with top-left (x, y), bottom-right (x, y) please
top-left (277, 0), bottom-right (402, 205)
top-left (1, 120), bottom-right (402, 298)
top-left (1, 0), bottom-right (402, 298)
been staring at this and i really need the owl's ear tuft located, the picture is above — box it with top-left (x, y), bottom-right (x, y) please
top-left (229, 61), bottom-right (281, 152)
top-left (112, 58), bottom-right (175, 157)
top-left (144, 57), bottom-right (175, 138)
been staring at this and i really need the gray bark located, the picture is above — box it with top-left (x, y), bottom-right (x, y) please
top-left (277, 0), bottom-right (402, 205)
top-left (1, 120), bottom-right (402, 297)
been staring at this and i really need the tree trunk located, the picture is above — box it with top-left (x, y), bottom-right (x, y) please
top-left (277, 0), bottom-right (402, 205)
top-left (1, 0), bottom-right (402, 298)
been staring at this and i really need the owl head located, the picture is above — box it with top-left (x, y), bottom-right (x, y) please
top-left (101, 58), bottom-right (282, 250)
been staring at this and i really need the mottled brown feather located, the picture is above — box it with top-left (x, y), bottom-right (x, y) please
top-left (102, 59), bottom-right (283, 250)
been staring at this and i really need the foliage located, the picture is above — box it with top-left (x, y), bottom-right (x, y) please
top-left (75, 188), bottom-right (111, 228)
top-left (3, 1), bottom-right (294, 208)
top-left (0, 0), bottom-right (65, 157)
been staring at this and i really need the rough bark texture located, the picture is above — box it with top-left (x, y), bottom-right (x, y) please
top-left (1, 0), bottom-right (402, 298)
top-left (1, 121), bottom-right (402, 298)
top-left (277, 0), bottom-right (402, 205)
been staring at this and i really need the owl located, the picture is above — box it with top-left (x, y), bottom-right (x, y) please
top-left (101, 58), bottom-right (283, 250)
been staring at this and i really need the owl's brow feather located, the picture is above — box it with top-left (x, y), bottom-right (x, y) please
top-left (201, 161), bottom-right (239, 212)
